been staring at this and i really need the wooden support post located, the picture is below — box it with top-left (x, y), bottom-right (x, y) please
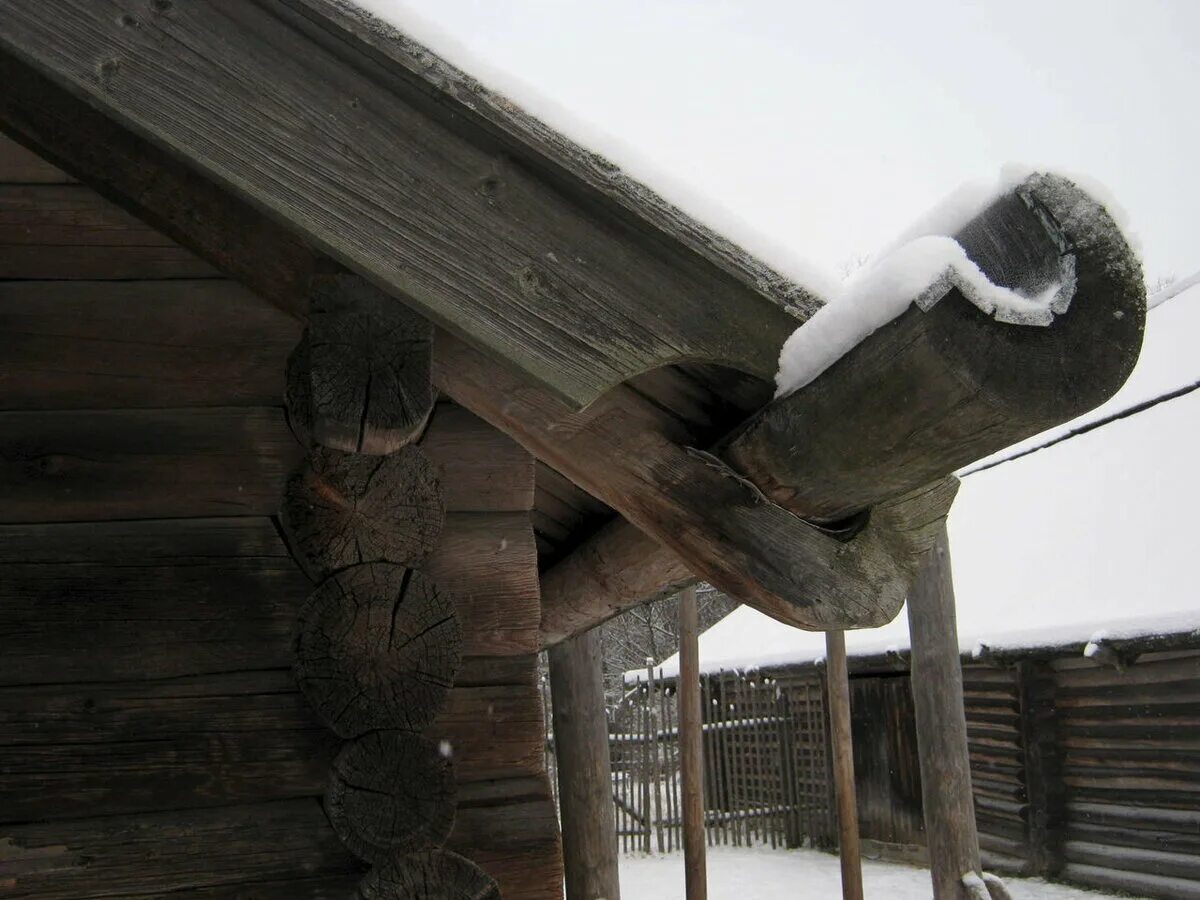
top-left (677, 586), bottom-right (707, 900)
top-left (548, 627), bottom-right (622, 900)
top-left (824, 630), bottom-right (864, 900)
top-left (907, 523), bottom-right (983, 898)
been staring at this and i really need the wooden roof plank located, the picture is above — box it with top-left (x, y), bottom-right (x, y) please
top-left (0, 0), bottom-right (806, 408)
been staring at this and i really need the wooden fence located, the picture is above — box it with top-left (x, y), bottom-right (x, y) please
top-left (542, 669), bottom-right (837, 853)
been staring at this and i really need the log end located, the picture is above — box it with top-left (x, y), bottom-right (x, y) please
top-left (358, 850), bottom-right (500, 900)
top-left (326, 731), bottom-right (456, 863)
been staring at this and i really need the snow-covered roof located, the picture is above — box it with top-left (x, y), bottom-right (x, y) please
top-left (631, 288), bottom-right (1200, 682)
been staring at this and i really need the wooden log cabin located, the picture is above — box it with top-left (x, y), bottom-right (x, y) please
top-left (0, 2), bottom-right (1145, 898)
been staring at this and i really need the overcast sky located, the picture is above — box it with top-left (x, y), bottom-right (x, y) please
top-left (371, 0), bottom-right (1197, 289)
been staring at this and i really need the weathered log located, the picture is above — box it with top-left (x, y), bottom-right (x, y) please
top-left (326, 731), bottom-right (456, 863)
top-left (825, 630), bottom-right (863, 900)
top-left (908, 524), bottom-right (983, 898)
top-left (285, 275), bottom-right (435, 454)
top-left (358, 849), bottom-right (499, 899)
top-left (723, 174), bottom-right (1145, 523)
top-left (295, 564), bottom-right (461, 738)
top-left (282, 446), bottom-right (445, 580)
top-left (1015, 660), bottom-right (1065, 877)
top-left (548, 627), bottom-right (621, 900)
top-left (677, 586), bottom-right (708, 900)
top-left (420, 403), bottom-right (535, 513)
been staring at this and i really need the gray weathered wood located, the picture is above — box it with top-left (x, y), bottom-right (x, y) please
top-left (1016, 660), bottom-right (1066, 878)
top-left (678, 587), bottom-right (707, 899)
top-left (437, 327), bottom-right (958, 631)
top-left (0, 54), bottom-right (316, 315)
top-left (420, 402), bottom-right (535, 513)
top-left (286, 276), bottom-right (435, 454)
top-left (0, 279), bottom-right (300, 411)
top-left (548, 627), bottom-right (622, 900)
top-left (723, 174), bottom-right (1145, 523)
top-left (295, 564), bottom-right (461, 739)
top-left (540, 517), bottom-right (695, 646)
top-left (0, 0), bottom-right (811, 408)
top-left (825, 630), bottom-right (864, 900)
top-left (358, 849), bottom-right (499, 900)
top-left (282, 446), bottom-right (445, 580)
top-left (908, 524), bottom-right (983, 898)
top-left (327, 731), bottom-right (456, 864)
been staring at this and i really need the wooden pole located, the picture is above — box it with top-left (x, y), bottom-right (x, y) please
top-left (907, 523), bottom-right (982, 898)
top-left (548, 627), bottom-right (622, 900)
top-left (824, 630), bottom-right (864, 900)
top-left (678, 586), bottom-right (707, 900)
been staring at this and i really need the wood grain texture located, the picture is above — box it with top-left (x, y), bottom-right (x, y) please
top-left (0, 516), bottom-right (530, 684)
top-left (421, 403), bottom-right (535, 513)
top-left (0, 0), bottom-right (806, 407)
top-left (0, 407), bottom-right (303, 522)
top-left (548, 629), bottom-right (621, 900)
top-left (907, 525), bottom-right (984, 897)
top-left (429, 683), bottom-right (546, 782)
top-left (723, 174), bottom-right (1145, 522)
top-left (282, 446), bottom-right (446, 580)
top-left (0, 133), bottom-right (73, 182)
top-left (437, 325), bottom-right (957, 630)
top-left (287, 275), bottom-right (435, 454)
top-left (0, 517), bottom-right (310, 685)
top-left (295, 563), bottom-right (461, 739)
top-left (327, 731), bottom-right (456, 864)
top-left (0, 183), bottom-right (216, 279)
top-left (0, 799), bottom-right (362, 899)
top-left (423, 512), bottom-right (541, 657)
top-left (0, 57), bottom-right (316, 316)
top-left (358, 850), bottom-right (499, 900)
top-left (0, 279), bottom-right (300, 410)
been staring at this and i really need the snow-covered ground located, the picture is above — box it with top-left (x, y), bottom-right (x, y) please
top-left (619, 847), bottom-right (1131, 900)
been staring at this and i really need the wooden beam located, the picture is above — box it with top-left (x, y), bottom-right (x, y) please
top-left (542, 173), bottom-right (1145, 641)
top-left (547, 628), bottom-right (622, 900)
top-left (907, 524), bottom-right (983, 898)
top-left (437, 326), bottom-right (959, 631)
top-left (723, 174), bottom-right (1145, 522)
top-left (1015, 660), bottom-right (1066, 878)
top-left (677, 586), bottom-right (708, 900)
top-left (825, 630), bottom-right (864, 900)
top-left (0, 0), bottom-right (812, 408)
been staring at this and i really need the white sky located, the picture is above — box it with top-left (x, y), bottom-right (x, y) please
top-left (368, 0), bottom-right (1197, 286)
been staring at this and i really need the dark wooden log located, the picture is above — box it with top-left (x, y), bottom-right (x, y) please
top-left (1015, 660), bottom-right (1065, 877)
top-left (678, 586), bottom-right (708, 900)
top-left (295, 563), bottom-right (461, 739)
top-left (358, 849), bottom-right (499, 899)
top-left (0, 183), bottom-right (217, 279)
top-left (428, 681), bottom-right (546, 782)
top-left (0, 799), bottom-right (362, 899)
top-left (286, 276), bottom-right (435, 454)
top-left (0, 407), bottom-right (302, 523)
top-left (908, 524), bottom-right (983, 898)
top-left (0, 280), bottom-right (300, 411)
top-left (825, 631), bottom-right (864, 900)
top-left (282, 446), bottom-right (445, 580)
top-left (326, 731), bottom-right (456, 864)
top-left (0, 1), bottom-right (813, 408)
top-left (723, 174), bottom-right (1145, 523)
top-left (547, 627), bottom-right (621, 900)
top-left (0, 516), bottom-right (530, 685)
top-left (420, 402), bottom-right (535, 513)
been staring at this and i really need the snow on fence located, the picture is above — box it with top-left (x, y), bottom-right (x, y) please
top-left (542, 669), bottom-right (838, 853)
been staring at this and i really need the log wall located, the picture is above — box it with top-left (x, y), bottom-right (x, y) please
top-left (0, 135), bottom-right (561, 899)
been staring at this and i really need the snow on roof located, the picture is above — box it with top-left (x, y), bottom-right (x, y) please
top-left (632, 289), bottom-right (1200, 682)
